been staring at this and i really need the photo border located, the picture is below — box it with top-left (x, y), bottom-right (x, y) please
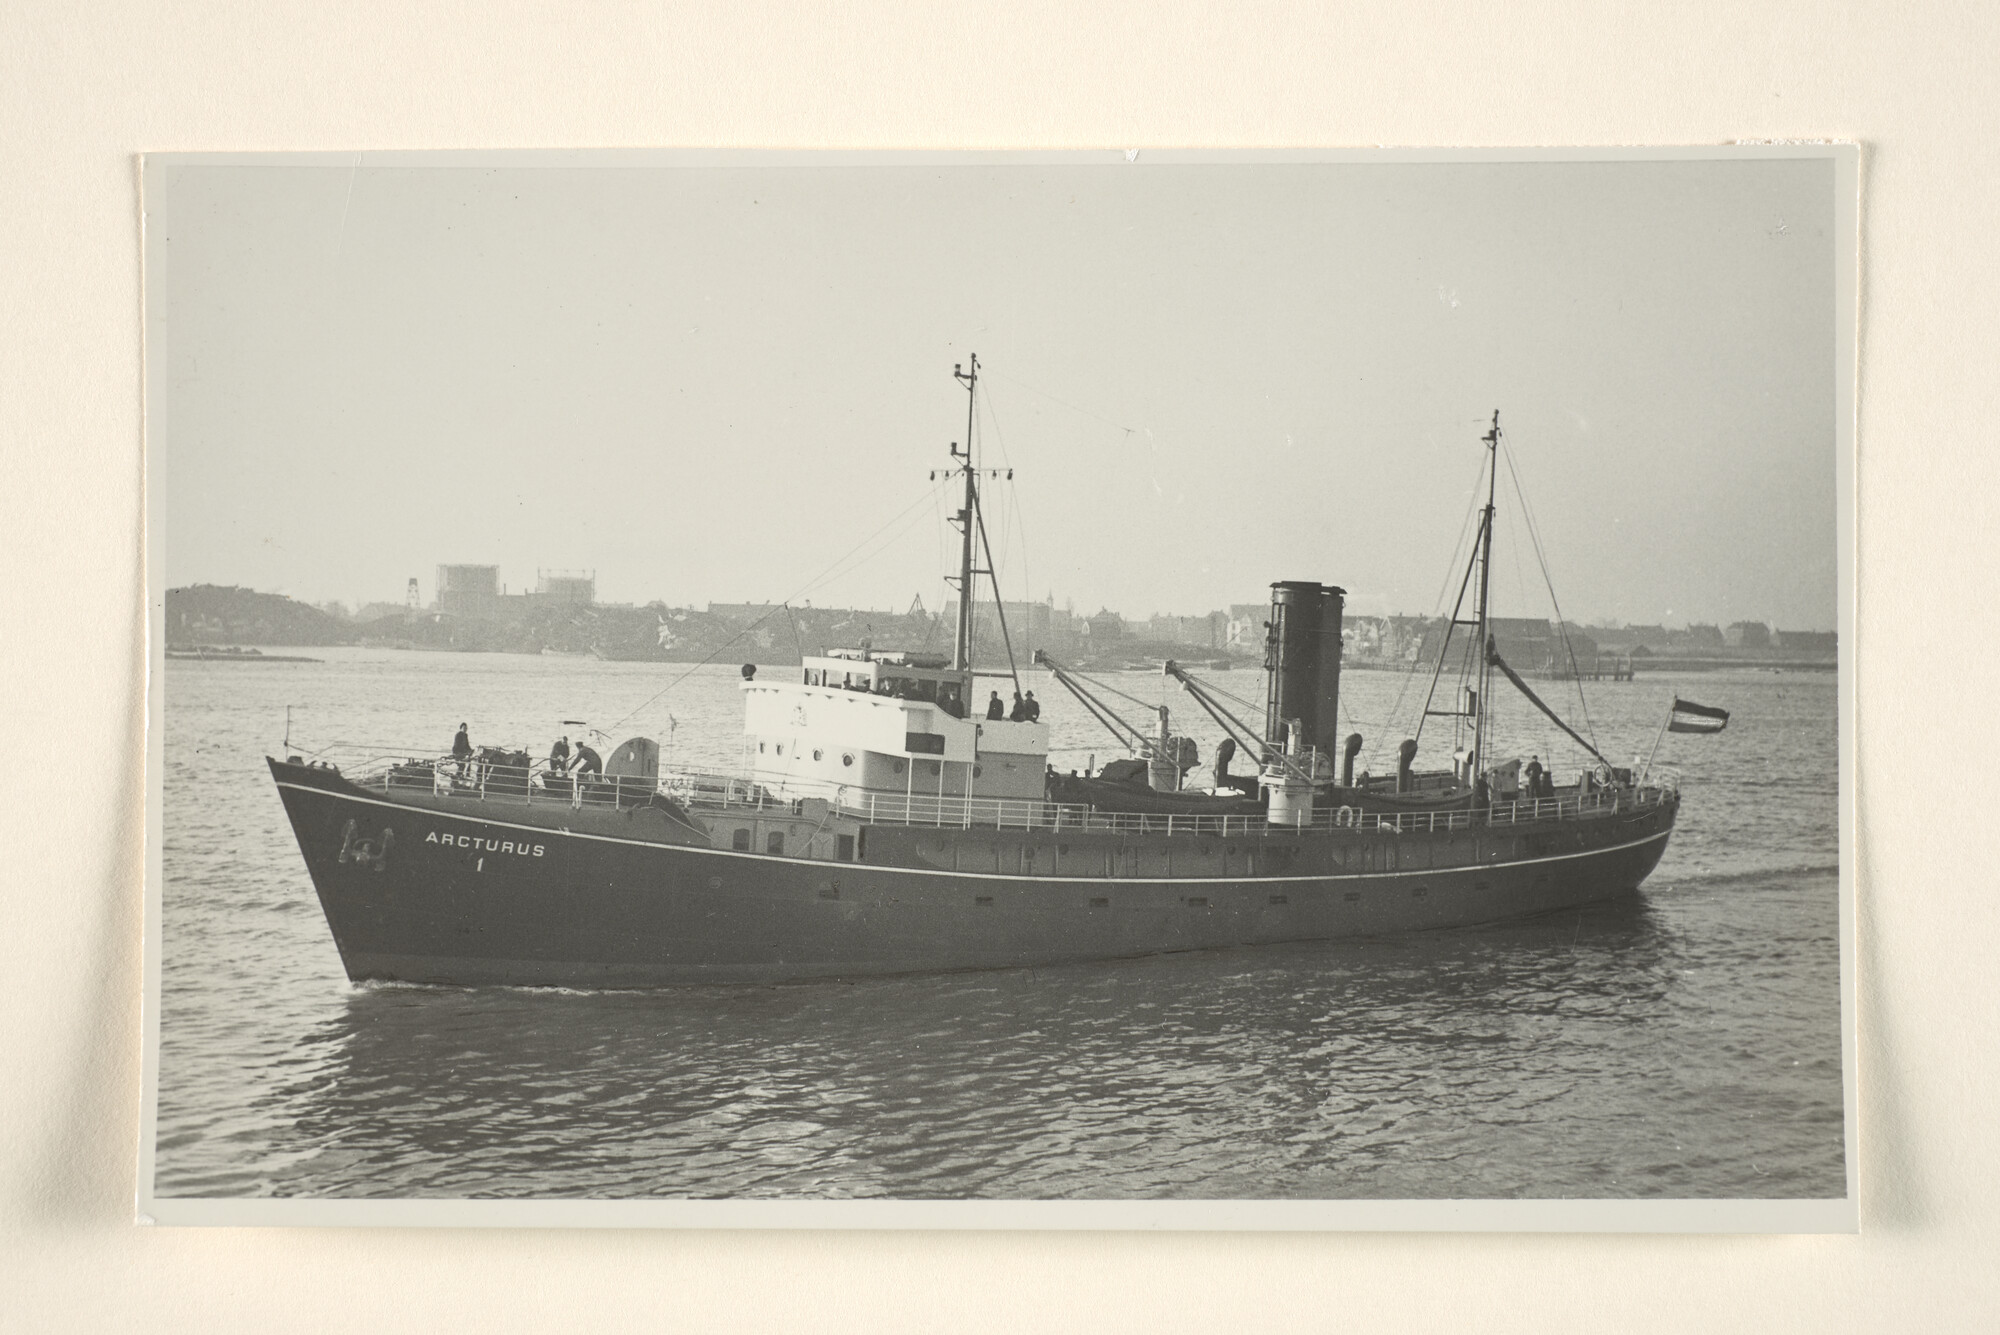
top-left (136, 143), bottom-right (1859, 1232)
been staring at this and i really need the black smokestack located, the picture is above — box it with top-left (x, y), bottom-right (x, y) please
top-left (1263, 581), bottom-right (1348, 759)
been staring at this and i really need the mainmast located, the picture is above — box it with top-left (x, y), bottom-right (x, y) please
top-left (950, 354), bottom-right (981, 672)
top-left (1470, 410), bottom-right (1500, 781)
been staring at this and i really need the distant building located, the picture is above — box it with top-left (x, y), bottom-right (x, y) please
top-left (1487, 617), bottom-right (1560, 670)
top-left (436, 563), bottom-right (503, 619)
top-left (1139, 612), bottom-right (1227, 646)
top-left (1775, 629), bottom-right (1837, 656)
top-left (1725, 620), bottom-right (1771, 649)
top-left (1084, 609), bottom-right (1125, 641)
top-left (437, 563), bottom-right (497, 597)
top-left (1345, 615), bottom-right (1388, 658)
top-left (536, 569), bottom-right (596, 606)
top-left (1683, 623), bottom-right (1725, 649)
top-left (1225, 604), bottom-right (1266, 648)
top-left (940, 598), bottom-right (1062, 661)
top-left (1593, 623), bottom-right (1670, 651)
top-left (1382, 615), bottom-right (1446, 664)
top-left (1195, 611), bottom-right (1229, 647)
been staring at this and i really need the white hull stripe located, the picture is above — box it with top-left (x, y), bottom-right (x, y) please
top-left (276, 780), bottom-right (1673, 885)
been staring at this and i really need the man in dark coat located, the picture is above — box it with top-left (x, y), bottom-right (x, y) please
top-left (986, 691), bottom-right (1005, 720)
top-left (549, 735), bottom-right (571, 775)
top-left (1008, 691), bottom-right (1027, 722)
top-left (451, 723), bottom-right (472, 761)
top-left (1523, 755), bottom-right (1544, 799)
top-left (1023, 690), bottom-right (1041, 722)
top-left (572, 741), bottom-right (603, 777)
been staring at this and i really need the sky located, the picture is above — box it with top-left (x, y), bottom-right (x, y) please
top-left (152, 153), bottom-right (1841, 630)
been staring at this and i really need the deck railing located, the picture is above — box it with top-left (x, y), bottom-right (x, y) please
top-left (305, 746), bottom-right (1674, 837)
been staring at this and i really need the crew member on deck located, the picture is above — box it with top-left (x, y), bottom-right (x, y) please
top-left (1524, 755), bottom-right (1543, 799)
top-left (1023, 691), bottom-right (1041, 722)
top-left (1009, 691), bottom-right (1027, 721)
top-left (549, 735), bottom-right (571, 775)
top-left (451, 723), bottom-right (473, 763)
top-left (572, 741), bottom-right (603, 777)
top-left (986, 691), bottom-right (1005, 720)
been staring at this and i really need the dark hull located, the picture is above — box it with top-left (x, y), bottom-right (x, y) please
top-left (270, 758), bottom-right (1676, 988)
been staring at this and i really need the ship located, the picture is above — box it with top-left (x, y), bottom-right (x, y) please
top-left (268, 358), bottom-right (1679, 987)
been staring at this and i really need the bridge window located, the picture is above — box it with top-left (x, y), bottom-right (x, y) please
top-left (767, 831), bottom-right (784, 855)
top-left (837, 834), bottom-right (854, 861)
top-left (732, 829), bottom-right (750, 851)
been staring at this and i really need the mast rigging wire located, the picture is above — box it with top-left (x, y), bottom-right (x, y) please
top-left (1501, 440), bottom-right (1599, 750)
top-left (1375, 447), bottom-right (1492, 766)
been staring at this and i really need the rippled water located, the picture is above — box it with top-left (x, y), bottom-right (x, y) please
top-left (154, 650), bottom-right (1845, 1200)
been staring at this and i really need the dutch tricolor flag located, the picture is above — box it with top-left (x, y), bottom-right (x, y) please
top-left (1667, 698), bottom-right (1729, 734)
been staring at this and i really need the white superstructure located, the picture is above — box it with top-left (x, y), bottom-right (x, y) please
top-left (742, 650), bottom-right (1047, 803)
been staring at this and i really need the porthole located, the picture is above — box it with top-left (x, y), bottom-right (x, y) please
top-left (894, 759), bottom-right (906, 774)
top-left (758, 741), bottom-right (766, 753)
top-left (813, 749), bottom-right (823, 761)
top-left (973, 765), bottom-right (983, 778)
top-left (842, 753), bottom-right (854, 767)
top-left (925, 761), bottom-right (940, 777)
top-left (775, 744), bottom-right (784, 756)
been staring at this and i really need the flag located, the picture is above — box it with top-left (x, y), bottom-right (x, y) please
top-left (1667, 698), bottom-right (1729, 734)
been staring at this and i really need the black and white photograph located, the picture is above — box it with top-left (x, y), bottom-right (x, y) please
top-left (138, 148), bottom-right (1855, 1227)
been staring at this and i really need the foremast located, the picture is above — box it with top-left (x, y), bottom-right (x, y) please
top-left (942, 354), bottom-right (1020, 690)
top-left (950, 355), bottom-right (980, 671)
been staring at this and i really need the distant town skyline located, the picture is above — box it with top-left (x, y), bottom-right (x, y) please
top-left (268, 567), bottom-right (1823, 636)
top-left (154, 153), bottom-right (1841, 632)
